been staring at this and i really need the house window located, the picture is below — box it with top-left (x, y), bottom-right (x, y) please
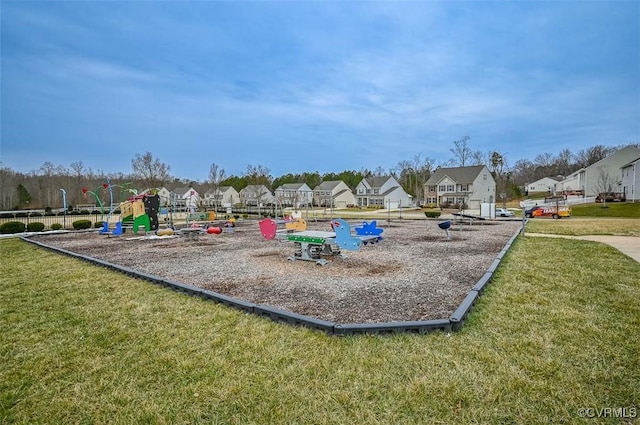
top-left (459, 184), bottom-right (468, 191)
top-left (439, 185), bottom-right (446, 191)
top-left (483, 173), bottom-right (487, 180)
top-left (447, 185), bottom-right (454, 192)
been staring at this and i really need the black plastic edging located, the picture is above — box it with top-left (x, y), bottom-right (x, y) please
top-left (334, 319), bottom-right (451, 335)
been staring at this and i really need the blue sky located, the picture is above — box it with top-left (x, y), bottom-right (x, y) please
top-left (2, 1), bottom-right (639, 181)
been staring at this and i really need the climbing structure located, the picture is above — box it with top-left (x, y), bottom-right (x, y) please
top-left (119, 194), bottom-right (160, 234)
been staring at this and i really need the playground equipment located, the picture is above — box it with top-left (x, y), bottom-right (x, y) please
top-left (260, 218), bottom-right (383, 265)
top-left (258, 217), bottom-right (308, 240)
top-left (99, 193), bottom-right (160, 236)
top-left (354, 220), bottom-right (384, 239)
top-left (438, 220), bottom-right (452, 240)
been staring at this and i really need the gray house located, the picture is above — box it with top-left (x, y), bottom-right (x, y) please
top-left (274, 183), bottom-right (314, 208)
top-left (313, 181), bottom-right (356, 208)
top-left (555, 146), bottom-right (640, 197)
top-left (239, 185), bottom-right (274, 206)
top-left (355, 176), bottom-right (412, 209)
top-left (203, 186), bottom-right (240, 208)
top-left (424, 165), bottom-right (496, 209)
top-left (621, 157), bottom-right (640, 202)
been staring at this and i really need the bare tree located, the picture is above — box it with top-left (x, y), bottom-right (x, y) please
top-left (208, 163), bottom-right (226, 209)
top-left (450, 136), bottom-right (473, 167)
top-left (131, 152), bottom-right (171, 189)
top-left (244, 164), bottom-right (272, 187)
top-left (595, 167), bottom-right (618, 208)
top-left (575, 145), bottom-right (613, 168)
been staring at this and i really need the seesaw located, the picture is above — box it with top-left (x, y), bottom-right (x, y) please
top-left (258, 217), bottom-right (308, 240)
top-left (259, 218), bottom-right (383, 265)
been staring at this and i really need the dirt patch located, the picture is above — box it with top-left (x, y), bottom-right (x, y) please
top-left (31, 219), bottom-right (521, 324)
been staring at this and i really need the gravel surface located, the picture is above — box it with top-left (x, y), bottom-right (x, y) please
top-left (31, 218), bottom-right (521, 324)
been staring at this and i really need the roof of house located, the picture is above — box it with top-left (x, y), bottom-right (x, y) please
top-left (363, 176), bottom-right (393, 188)
top-left (314, 180), bottom-right (344, 191)
top-left (426, 165), bottom-right (486, 185)
top-left (276, 183), bottom-right (309, 191)
top-left (621, 156), bottom-right (640, 168)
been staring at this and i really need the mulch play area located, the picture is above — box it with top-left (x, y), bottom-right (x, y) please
top-left (30, 218), bottom-right (521, 324)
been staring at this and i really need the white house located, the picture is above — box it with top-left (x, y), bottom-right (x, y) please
top-left (355, 176), bottom-right (412, 209)
top-left (170, 186), bottom-right (201, 212)
top-left (424, 165), bottom-right (496, 209)
top-left (155, 187), bottom-right (172, 208)
top-left (274, 183), bottom-right (314, 208)
top-left (555, 145), bottom-right (640, 197)
top-left (525, 177), bottom-right (562, 194)
top-left (621, 157), bottom-right (640, 202)
top-left (203, 186), bottom-right (240, 208)
top-left (313, 180), bottom-right (356, 208)
top-left (239, 185), bottom-right (274, 206)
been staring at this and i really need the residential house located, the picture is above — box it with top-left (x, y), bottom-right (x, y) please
top-left (170, 186), bottom-right (201, 212)
top-left (621, 157), bottom-right (640, 202)
top-left (423, 165), bottom-right (496, 209)
top-left (555, 145), bottom-right (640, 197)
top-left (524, 177), bottom-right (562, 195)
top-left (155, 187), bottom-right (172, 208)
top-left (203, 186), bottom-right (240, 208)
top-left (355, 176), bottom-right (412, 209)
top-left (274, 183), bottom-right (314, 208)
top-left (313, 180), bottom-right (356, 208)
top-left (239, 185), bottom-right (275, 206)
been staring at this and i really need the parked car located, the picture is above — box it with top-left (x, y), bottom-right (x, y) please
top-left (496, 208), bottom-right (515, 217)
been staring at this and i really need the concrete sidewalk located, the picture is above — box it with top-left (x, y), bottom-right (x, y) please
top-left (524, 233), bottom-right (640, 263)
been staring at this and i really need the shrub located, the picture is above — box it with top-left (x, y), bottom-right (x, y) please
top-left (72, 219), bottom-right (92, 230)
top-left (44, 211), bottom-right (56, 216)
top-left (45, 206), bottom-right (52, 213)
top-left (79, 209), bottom-right (91, 215)
top-left (424, 211), bottom-right (441, 218)
top-left (30, 212), bottom-right (43, 217)
top-left (0, 221), bottom-right (26, 234)
top-left (242, 214), bottom-right (248, 219)
top-left (91, 210), bottom-right (102, 215)
top-left (51, 223), bottom-right (63, 230)
top-left (94, 221), bottom-right (105, 228)
top-left (27, 222), bottom-right (45, 232)
top-left (0, 213), bottom-right (14, 219)
top-left (15, 212), bottom-right (28, 218)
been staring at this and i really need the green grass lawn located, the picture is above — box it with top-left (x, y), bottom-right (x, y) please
top-left (570, 202), bottom-right (640, 218)
top-left (2, 237), bottom-right (639, 424)
top-left (525, 218), bottom-right (640, 236)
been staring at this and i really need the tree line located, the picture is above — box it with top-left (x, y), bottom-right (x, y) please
top-left (0, 141), bottom-right (635, 211)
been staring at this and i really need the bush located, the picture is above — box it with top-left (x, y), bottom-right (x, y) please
top-left (72, 219), bottom-right (92, 230)
top-left (0, 221), bottom-right (26, 234)
top-left (51, 223), bottom-right (63, 230)
top-left (424, 211), bottom-right (441, 218)
top-left (94, 221), bottom-right (105, 228)
top-left (15, 212), bottom-right (28, 218)
top-left (30, 212), bottom-right (43, 217)
top-left (79, 209), bottom-right (91, 215)
top-left (0, 213), bottom-right (14, 219)
top-left (26, 222), bottom-right (45, 232)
